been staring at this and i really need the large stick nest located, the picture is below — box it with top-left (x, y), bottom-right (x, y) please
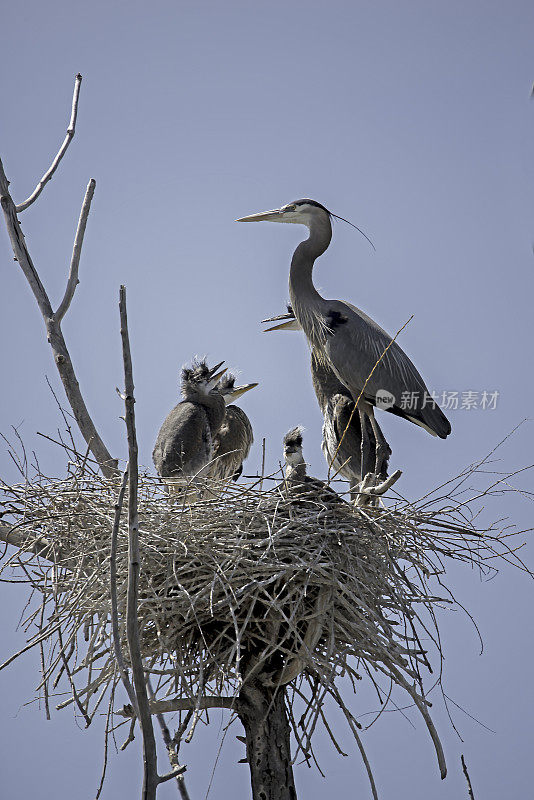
top-left (0, 457), bottom-right (527, 775)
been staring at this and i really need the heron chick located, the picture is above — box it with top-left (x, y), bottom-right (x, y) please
top-left (152, 359), bottom-right (227, 497)
top-left (282, 426), bottom-right (348, 508)
top-left (206, 373), bottom-right (258, 484)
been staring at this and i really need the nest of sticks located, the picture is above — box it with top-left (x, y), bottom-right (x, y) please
top-left (0, 453), bottom-right (527, 777)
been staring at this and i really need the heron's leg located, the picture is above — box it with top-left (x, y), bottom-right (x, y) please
top-left (354, 469), bottom-right (402, 507)
top-left (359, 408), bottom-right (373, 480)
top-left (368, 411), bottom-right (392, 478)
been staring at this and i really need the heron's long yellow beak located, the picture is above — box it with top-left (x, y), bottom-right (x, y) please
top-left (236, 209), bottom-right (282, 223)
top-left (229, 382), bottom-right (259, 400)
top-left (265, 320), bottom-right (301, 332)
top-left (261, 312), bottom-right (301, 332)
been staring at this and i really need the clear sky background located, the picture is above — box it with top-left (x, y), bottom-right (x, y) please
top-left (1, 1), bottom-right (533, 798)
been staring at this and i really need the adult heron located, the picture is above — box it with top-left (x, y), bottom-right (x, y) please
top-left (207, 373), bottom-right (258, 484)
top-left (238, 199), bottom-right (451, 480)
top-left (152, 359), bottom-right (227, 496)
top-left (263, 306), bottom-right (391, 501)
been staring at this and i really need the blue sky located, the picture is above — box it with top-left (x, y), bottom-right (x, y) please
top-left (1, 1), bottom-right (533, 798)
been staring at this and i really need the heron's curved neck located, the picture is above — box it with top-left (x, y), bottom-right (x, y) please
top-left (289, 217), bottom-right (331, 341)
top-left (190, 393), bottom-right (225, 432)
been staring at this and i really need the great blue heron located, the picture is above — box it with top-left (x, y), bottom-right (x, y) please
top-left (263, 306), bottom-right (391, 501)
top-left (238, 199), bottom-right (451, 480)
top-left (152, 359), bottom-right (227, 496)
top-left (282, 426), bottom-right (348, 508)
top-left (207, 373), bottom-right (258, 483)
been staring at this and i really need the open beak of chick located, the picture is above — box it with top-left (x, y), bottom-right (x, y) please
top-left (207, 361), bottom-right (228, 388)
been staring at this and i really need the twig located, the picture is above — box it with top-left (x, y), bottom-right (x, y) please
top-left (340, 704), bottom-right (378, 800)
top-left (116, 696), bottom-right (235, 718)
top-left (260, 438), bottom-right (266, 492)
top-left (119, 285), bottom-right (159, 799)
top-left (16, 74), bottom-right (82, 212)
top-left (147, 677), bottom-right (191, 800)
top-left (461, 754), bottom-right (476, 799)
top-left (57, 624), bottom-right (91, 727)
top-left (388, 664), bottom-right (447, 780)
top-left (38, 587), bottom-right (51, 720)
top-left (56, 179), bottom-right (96, 322)
top-left (120, 717), bottom-right (137, 751)
top-left (95, 683), bottom-right (115, 800)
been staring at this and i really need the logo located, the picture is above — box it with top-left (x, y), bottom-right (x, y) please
top-left (376, 389), bottom-right (395, 410)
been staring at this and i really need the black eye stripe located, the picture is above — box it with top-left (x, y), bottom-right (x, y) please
top-left (293, 199), bottom-right (331, 213)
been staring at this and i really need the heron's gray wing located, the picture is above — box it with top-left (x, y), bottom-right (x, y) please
top-left (152, 402), bottom-right (210, 478)
top-left (210, 406), bottom-right (253, 481)
top-left (324, 300), bottom-right (451, 438)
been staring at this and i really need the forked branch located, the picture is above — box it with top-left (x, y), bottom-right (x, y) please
top-left (0, 76), bottom-right (117, 478)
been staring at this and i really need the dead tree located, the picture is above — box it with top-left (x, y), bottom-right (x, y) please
top-left (237, 680), bottom-right (296, 800)
top-left (0, 74), bottom-right (530, 800)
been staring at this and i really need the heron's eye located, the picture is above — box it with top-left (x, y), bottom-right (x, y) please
top-left (284, 204), bottom-right (296, 212)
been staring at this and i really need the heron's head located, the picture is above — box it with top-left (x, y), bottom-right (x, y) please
top-left (238, 200), bottom-right (375, 250)
top-left (283, 426), bottom-right (305, 467)
top-left (181, 359), bottom-right (227, 401)
top-left (217, 373), bottom-right (259, 404)
top-left (261, 304), bottom-right (301, 332)
top-left (237, 199), bottom-right (331, 229)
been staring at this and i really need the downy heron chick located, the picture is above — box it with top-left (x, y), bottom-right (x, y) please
top-left (207, 373), bottom-right (258, 483)
top-left (152, 359), bottom-right (227, 496)
top-left (282, 426), bottom-right (348, 509)
top-left (239, 200), bottom-right (451, 483)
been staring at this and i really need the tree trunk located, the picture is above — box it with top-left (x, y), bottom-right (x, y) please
top-left (237, 679), bottom-right (297, 800)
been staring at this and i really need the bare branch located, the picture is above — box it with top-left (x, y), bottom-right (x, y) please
top-left (461, 754), bottom-right (476, 799)
top-left (0, 521), bottom-right (65, 562)
top-left (56, 624), bottom-right (91, 727)
top-left (159, 768), bottom-right (187, 785)
top-left (110, 469), bottom-right (138, 712)
top-left (0, 154), bottom-right (117, 477)
top-left (56, 179), bottom-right (95, 322)
top-left (147, 678), bottom-right (191, 799)
top-left (16, 74), bottom-right (82, 212)
top-left (119, 285), bottom-right (159, 800)
top-left (339, 702), bottom-right (378, 800)
top-left (116, 696), bottom-right (235, 718)
top-left (389, 664), bottom-right (447, 780)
